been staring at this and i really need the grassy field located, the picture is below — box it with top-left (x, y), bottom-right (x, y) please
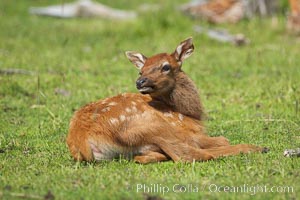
top-left (0, 0), bottom-right (299, 199)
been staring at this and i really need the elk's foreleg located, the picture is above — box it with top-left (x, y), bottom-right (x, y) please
top-left (134, 151), bottom-right (169, 164)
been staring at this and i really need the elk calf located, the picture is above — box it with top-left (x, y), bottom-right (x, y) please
top-left (67, 38), bottom-right (266, 163)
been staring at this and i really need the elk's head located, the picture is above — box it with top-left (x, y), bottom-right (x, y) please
top-left (126, 38), bottom-right (194, 98)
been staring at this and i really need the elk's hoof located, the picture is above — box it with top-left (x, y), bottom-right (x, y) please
top-left (261, 147), bottom-right (270, 153)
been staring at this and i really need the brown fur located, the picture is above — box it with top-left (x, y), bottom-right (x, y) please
top-left (198, 0), bottom-right (238, 15)
top-left (288, 0), bottom-right (300, 34)
top-left (66, 38), bottom-right (266, 163)
top-left (183, 0), bottom-right (243, 24)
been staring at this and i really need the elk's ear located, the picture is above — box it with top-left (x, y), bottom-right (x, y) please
top-left (125, 51), bottom-right (147, 69)
top-left (173, 37), bottom-right (194, 63)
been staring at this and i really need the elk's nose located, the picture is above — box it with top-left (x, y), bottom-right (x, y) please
top-left (136, 78), bottom-right (148, 89)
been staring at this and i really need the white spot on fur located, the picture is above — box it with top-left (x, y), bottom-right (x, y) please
top-left (119, 115), bottom-right (126, 122)
top-left (122, 93), bottom-right (131, 98)
top-left (132, 106), bottom-right (138, 112)
top-left (108, 102), bottom-right (117, 106)
top-left (101, 98), bottom-right (109, 103)
top-left (178, 114), bottom-right (184, 121)
top-left (129, 114), bottom-right (140, 120)
top-left (101, 107), bottom-right (110, 112)
top-left (101, 100), bottom-right (107, 105)
top-left (131, 101), bottom-right (137, 106)
top-left (164, 112), bottom-right (173, 118)
top-left (110, 118), bottom-right (119, 125)
top-left (125, 107), bottom-right (132, 113)
top-left (171, 122), bottom-right (176, 126)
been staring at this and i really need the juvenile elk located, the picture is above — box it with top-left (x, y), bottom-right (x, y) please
top-left (67, 38), bottom-right (267, 163)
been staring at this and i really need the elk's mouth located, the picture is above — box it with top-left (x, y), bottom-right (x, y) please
top-left (138, 86), bottom-right (154, 94)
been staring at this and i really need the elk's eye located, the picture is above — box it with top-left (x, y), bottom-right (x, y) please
top-left (138, 72), bottom-right (142, 76)
top-left (162, 65), bottom-right (171, 72)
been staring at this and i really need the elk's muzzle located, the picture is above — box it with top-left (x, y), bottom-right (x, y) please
top-left (136, 77), bottom-right (154, 94)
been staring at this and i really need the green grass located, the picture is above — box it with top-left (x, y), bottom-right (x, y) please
top-left (0, 0), bottom-right (299, 199)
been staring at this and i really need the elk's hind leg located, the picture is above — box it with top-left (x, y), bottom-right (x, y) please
top-left (198, 135), bottom-right (230, 149)
top-left (203, 144), bottom-right (269, 158)
top-left (134, 141), bottom-right (216, 163)
top-left (119, 118), bottom-right (215, 163)
top-left (118, 128), bottom-right (215, 162)
top-left (154, 138), bottom-right (216, 162)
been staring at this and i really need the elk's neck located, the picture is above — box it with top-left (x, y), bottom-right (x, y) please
top-left (160, 72), bottom-right (204, 120)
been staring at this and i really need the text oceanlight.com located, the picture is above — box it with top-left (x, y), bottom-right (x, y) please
top-left (208, 184), bottom-right (293, 195)
top-left (136, 183), bottom-right (294, 195)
